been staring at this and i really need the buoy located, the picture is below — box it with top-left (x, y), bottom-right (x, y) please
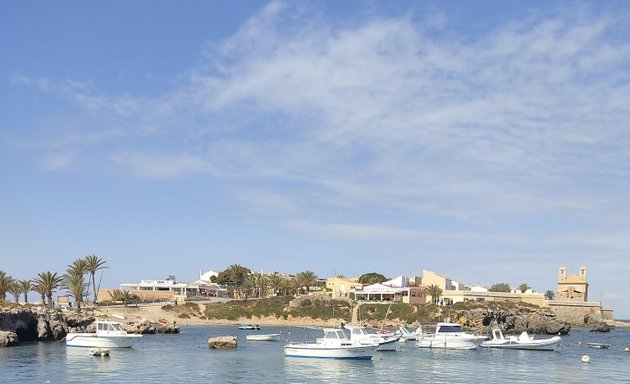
top-left (624, 347), bottom-right (629, 352)
top-left (581, 355), bottom-right (591, 363)
top-left (578, 341), bottom-right (582, 347)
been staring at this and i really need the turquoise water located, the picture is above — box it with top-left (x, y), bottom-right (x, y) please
top-left (1, 326), bottom-right (629, 383)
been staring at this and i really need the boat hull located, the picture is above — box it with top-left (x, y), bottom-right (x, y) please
top-left (246, 334), bottom-right (281, 342)
top-left (481, 337), bottom-right (561, 351)
top-left (284, 343), bottom-right (377, 359)
top-left (66, 333), bottom-right (142, 348)
top-left (417, 336), bottom-right (483, 350)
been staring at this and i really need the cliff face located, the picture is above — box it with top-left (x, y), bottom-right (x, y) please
top-left (0, 306), bottom-right (69, 344)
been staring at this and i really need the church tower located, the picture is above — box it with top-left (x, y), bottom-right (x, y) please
top-left (557, 266), bottom-right (589, 302)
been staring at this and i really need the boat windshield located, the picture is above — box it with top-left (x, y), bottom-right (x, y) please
top-left (438, 325), bottom-right (463, 333)
top-left (110, 323), bottom-right (125, 332)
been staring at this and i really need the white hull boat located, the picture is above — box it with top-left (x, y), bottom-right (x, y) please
top-left (342, 323), bottom-right (401, 351)
top-left (66, 320), bottom-right (142, 348)
top-left (246, 333), bottom-right (282, 341)
top-left (480, 329), bottom-right (561, 351)
top-left (284, 328), bottom-right (378, 360)
top-left (416, 323), bottom-right (485, 350)
top-left (397, 325), bottom-right (422, 342)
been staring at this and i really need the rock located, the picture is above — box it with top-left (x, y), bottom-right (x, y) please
top-left (591, 321), bottom-right (610, 332)
top-left (125, 320), bottom-right (157, 334)
top-left (159, 321), bottom-right (180, 334)
top-left (0, 306), bottom-right (68, 343)
top-left (0, 331), bottom-right (19, 347)
top-left (208, 336), bottom-right (237, 349)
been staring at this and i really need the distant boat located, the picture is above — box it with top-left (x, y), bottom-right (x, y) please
top-left (284, 328), bottom-right (378, 360)
top-left (238, 324), bottom-right (261, 330)
top-left (341, 323), bottom-right (401, 351)
top-left (417, 322), bottom-right (486, 350)
top-left (480, 328), bottom-right (561, 351)
top-left (66, 320), bottom-right (142, 348)
top-left (586, 342), bottom-right (610, 349)
top-left (246, 334), bottom-right (281, 342)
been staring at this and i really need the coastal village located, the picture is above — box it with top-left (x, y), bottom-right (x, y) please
top-left (95, 265), bottom-right (612, 325)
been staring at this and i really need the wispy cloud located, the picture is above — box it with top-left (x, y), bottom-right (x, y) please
top-left (9, 1), bottom-right (630, 229)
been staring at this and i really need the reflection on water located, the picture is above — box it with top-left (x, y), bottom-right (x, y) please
top-left (1, 327), bottom-right (630, 383)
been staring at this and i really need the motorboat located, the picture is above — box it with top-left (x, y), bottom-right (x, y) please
top-left (66, 320), bottom-right (142, 348)
top-left (416, 322), bottom-right (485, 350)
top-left (480, 328), bottom-right (561, 351)
top-left (341, 323), bottom-right (401, 351)
top-left (396, 325), bottom-right (422, 342)
top-left (284, 328), bottom-right (379, 360)
top-left (586, 342), bottom-right (610, 349)
top-left (245, 333), bottom-right (282, 341)
top-left (238, 324), bottom-right (261, 330)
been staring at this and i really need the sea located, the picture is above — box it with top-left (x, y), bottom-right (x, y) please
top-left (1, 326), bottom-right (629, 383)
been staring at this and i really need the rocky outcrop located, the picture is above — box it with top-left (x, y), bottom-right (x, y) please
top-left (208, 336), bottom-right (237, 349)
top-left (159, 320), bottom-right (180, 334)
top-left (125, 320), bottom-right (158, 334)
top-left (591, 321), bottom-right (611, 332)
top-left (0, 306), bottom-right (69, 345)
top-left (0, 331), bottom-right (19, 347)
top-left (454, 304), bottom-right (571, 335)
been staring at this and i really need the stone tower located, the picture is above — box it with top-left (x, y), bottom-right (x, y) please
top-left (557, 266), bottom-right (589, 302)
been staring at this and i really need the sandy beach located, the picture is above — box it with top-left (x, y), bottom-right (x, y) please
top-left (95, 302), bottom-right (342, 328)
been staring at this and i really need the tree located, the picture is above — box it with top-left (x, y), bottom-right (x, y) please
top-left (358, 272), bottom-right (387, 285)
top-left (32, 271), bottom-right (64, 308)
top-left (17, 280), bottom-right (32, 304)
top-left (296, 271), bottom-right (318, 294)
top-left (0, 271), bottom-right (14, 302)
top-left (268, 272), bottom-right (284, 296)
top-left (427, 284), bottom-right (443, 305)
top-left (108, 289), bottom-right (138, 307)
top-left (64, 272), bottom-right (86, 309)
top-left (85, 254), bottom-right (107, 304)
top-left (216, 264), bottom-right (251, 298)
top-left (518, 283), bottom-right (530, 293)
top-left (545, 290), bottom-right (555, 300)
top-left (8, 281), bottom-right (21, 304)
top-left (489, 283), bottom-right (512, 293)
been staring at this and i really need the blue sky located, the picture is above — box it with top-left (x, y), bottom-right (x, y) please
top-left (2, 1), bottom-right (630, 317)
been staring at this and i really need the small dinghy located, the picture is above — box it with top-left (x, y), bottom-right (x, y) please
top-left (245, 334), bottom-right (281, 341)
top-left (586, 342), bottom-right (610, 349)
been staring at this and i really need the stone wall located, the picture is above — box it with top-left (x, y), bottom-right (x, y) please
top-left (547, 301), bottom-right (606, 325)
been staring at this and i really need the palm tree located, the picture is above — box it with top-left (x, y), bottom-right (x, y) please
top-left (67, 258), bottom-right (88, 303)
top-left (85, 254), bottom-right (107, 304)
top-left (0, 271), bottom-right (14, 302)
top-left (268, 272), bottom-right (283, 296)
top-left (32, 283), bottom-right (46, 306)
top-left (518, 283), bottom-right (530, 293)
top-left (427, 284), bottom-right (443, 305)
top-left (226, 264), bottom-right (250, 299)
top-left (17, 280), bottom-right (32, 304)
top-left (296, 270), bottom-right (318, 294)
top-left (33, 271), bottom-right (63, 308)
top-left (63, 272), bottom-right (86, 309)
top-left (8, 281), bottom-right (21, 304)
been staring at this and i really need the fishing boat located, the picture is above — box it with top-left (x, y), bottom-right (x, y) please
top-left (284, 328), bottom-right (378, 360)
top-left (480, 328), bottom-right (561, 351)
top-left (66, 320), bottom-right (142, 348)
top-left (238, 324), bottom-right (261, 330)
top-left (416, 322), bottom-right (485, 350)
top-left (245, 333), bottom-right (282, 341)
top-left (341, 323), bottom-right (401, 351)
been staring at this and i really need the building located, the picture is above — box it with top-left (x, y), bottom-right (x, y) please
top-left (557, 266), bottom-right (589, 302)
top-left (326, 277), bottom-right (363, 299)
top-left (118, 275), bottom-right (225, 302)
top-left (350, 276), bottom-right (427, 304)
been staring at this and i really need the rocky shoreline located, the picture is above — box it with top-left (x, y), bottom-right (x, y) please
top-left (1, 302), bottom-right (621, 347)
top-left (0, 306), bottom-right (179, 347)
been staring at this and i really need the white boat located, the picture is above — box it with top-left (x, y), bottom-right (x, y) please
top-left (342, 323), bottom-right (401, 351)
top-left (586, 342), bottom-right (610, 349)
top-left (396, 325), bottom-right (422, 342)
top-left (245, 333), bottom-right (282, 341)
top-left (480, 328), bottom-right (561, 351)
top-left (284, 328), bottom-right (378, 360)
top-left (66, 320), bottom-right (142, 348)
top-left (416, 322), bottom-right (485, 350)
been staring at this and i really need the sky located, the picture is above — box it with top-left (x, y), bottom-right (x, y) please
top-left (1, 1), bottom-right (630, 317)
